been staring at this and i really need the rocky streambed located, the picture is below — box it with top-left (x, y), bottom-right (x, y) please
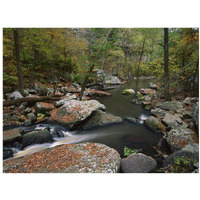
top-left (3, 75), bottom-right (199, 173)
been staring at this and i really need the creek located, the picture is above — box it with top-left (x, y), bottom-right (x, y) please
top-left (12, 79), bottom-right (170, 159)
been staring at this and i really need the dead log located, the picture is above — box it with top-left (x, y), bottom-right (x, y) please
top-left (3, 96), bottom-right (60, 107)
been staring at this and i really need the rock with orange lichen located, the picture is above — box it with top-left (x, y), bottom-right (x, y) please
top-left (3, 143), bottom-right (121, 173)
top-left (3, 128), bottom-right (21, 143)
top-left (35, 102), bottom-right (54, 114)
top-left (51, 100), bottom-right (106, 127)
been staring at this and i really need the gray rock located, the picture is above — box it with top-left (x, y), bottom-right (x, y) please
top-left (122, 89), bottom-right (135, 95)
top-left (82, 110), bottom-right (123, 130)
top-left (140, 88), bottom-right (156, 95)
top-left (125, 117), bottom-right (138, 124)
top-left (19, 102), bottom-right (28, 110)
top-left (166, 128), bottom-right (195, 152)
top-left (24, 120), bottom-right (32, 127)
top-left (156, 101), bottom-right (184, 112)
top-left (28, 89), bottom-right (37, 94)
top-left (8, 91), bottom-right (23, 100)
top-left (27, 113), bottom-right (37, 122)
top-left (145, 116), bottom-right (160, 131)
top-left (121, 153), bottom-right (157, 173)
top-left (35, 102), bottom-right (54, 114)
top-left (3, 143), bottom-right (121, 173)
top-left (182, 143), bottom-right (199, 158)
top-left (21, 129), bottom-right (53, 147)
top-left (104, 75), bottom-right (121, 85)
top-left (151, 108), bottom-right (169, 119)
top-left (162, 113), bottom-right (188, 129)
top-left (3, 113), bottom-right (21, 126)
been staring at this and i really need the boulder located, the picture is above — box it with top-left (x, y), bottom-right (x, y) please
top-left (3, 128), bottom-right (21, 144)
top-left (23, 107), bottom-right (32, 116)
top-left (3, 113), bottom-right (21, 126)
top-left (104, 75), bottom-right (121, 85)
top-left (3, 147), bottom-right (13, 160)
top-left (156, 101), bottom-right (184, 112)
top-left (21, 129), bottom-right (53, 147)
top-left (151, 108), bottom-right (168, 119)
top-left (182, 143), bottom-right (199, 158)
top-left (162, 113), bottom-right (188, 129)
top-left (121, 153), bottom-right (157, 173)
top-left (140, 88), bottom-right (156, 95)
top-left (82, 110), bottom-right (123, 130)
top-left (8, 91), bottom-right (23, 100)
top-left (27, 113), bottom-right (37, 122)
top-left (166, 128), bottom-right (195, 152)
top-left (3, 143), bottom-right (121, 173)
top-left (144, 116), bottom-right (160, 131)
top-left (35, 102), bottom-right (54, 114)
top-left (125, 117), bottom-right (138, 124)
top-left (51, 100), bottom-right (106, 127)
top-left (122, 89), bottom-right (135, 95)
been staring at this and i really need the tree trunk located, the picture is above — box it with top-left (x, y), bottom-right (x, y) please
top-left (3, 96), bottom-right (60, 107)
top-left (13, 28), bottom-right (25, 96)
top-left (136, 37), bottom-right (146, 80)
top-left (164, 28), bottom-right (171, 100)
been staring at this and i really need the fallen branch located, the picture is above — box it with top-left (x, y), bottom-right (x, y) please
top-left (3, 96), bottom-right (60, 107)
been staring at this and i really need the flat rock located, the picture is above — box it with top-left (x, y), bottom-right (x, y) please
top-left (3, 143), bottom-right (121, 173)
top-left (82, 110), bottom-right (123, 130)
top-left (162, 113), bottom-right (188, 129)
top-left (51, 100), bottom-right (106, 127)
top-left (3, 128), bottom-right (21, 143)
top-left (156, 101), bottom-right (184, 112)
top-left (121, 153), bottom-right (157, 173)
top-left (151, 108), bottom-right (169, 119)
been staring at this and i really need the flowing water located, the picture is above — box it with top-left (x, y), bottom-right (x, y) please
top-left (12, 79), bottom-right (169, 159)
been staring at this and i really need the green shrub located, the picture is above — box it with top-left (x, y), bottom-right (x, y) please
top-left (124, 146), bottom-right (139, 157)
top-left (37, 113), bottom-right (45, 120)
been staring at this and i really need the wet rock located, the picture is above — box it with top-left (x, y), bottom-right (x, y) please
top-left (3, 147), bottom-right (13, 160)
top-left (191, 102), bottom-right (199, 130)
top-left (122, 89), bottom-right (135, 95)
top-left (3, 128), bottom-right (21, 143)
top-left (24, 120), bottom-right (32, 127)
top-left (3, 143), bottom-right (121, 173)
top-left (35, 102), bottom-right (54, 114)
top-left (125, 117), bottom-right (138, 124)
top-left (144, 116), bottom-right (160, 131)
top-left (121, 153), bottom-right (157, 173)
top-left (162, 113), bottom-right (188, 129)
top-left (156, 101), bottom-right (184, 112)
top-left (166, 128), bottom-right (195, 152)
top-left (140, 88), bottom-right (156, 95)
top-left (13, 141), bottom-right (23, 150)
top-left (21, 129), bottom-right (53, 147)
top-left (8, 91), bottom-right (23, 100)
top-left (51, 100), bottom-right (106, 127)
top-left (82, 110), bottom-right (123, 130)
top-left (50, 127), bottom-right (64, 138)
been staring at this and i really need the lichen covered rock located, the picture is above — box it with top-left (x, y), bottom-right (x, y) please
top-left (3, 143), bottom-right (121, 173)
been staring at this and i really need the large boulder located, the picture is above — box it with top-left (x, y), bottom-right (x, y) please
top-left (21, 129), bottom-right (53, 147)
top-left (121, 153), bottom-right (157, 173)
top-left (51, 100), bottom-right (106, 127)
top-left (8, 91), bottom-right (23, 100)
top-left (162, 113), bottom-right (188, 129)
top-left (144, 116), bottom-right (160, 131)
top-left (3, 143), bottom-right (121, 173)
top-left (151, 108), bottom-right (168, 119)
top-left (82, 110), bottom-right (123, 130)
top-left (3, 128), bottom-right (21, 144)
top-left (166, 128), bottom-right (195, 152)
top-left (156, 101), bottom-right (184, 112)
